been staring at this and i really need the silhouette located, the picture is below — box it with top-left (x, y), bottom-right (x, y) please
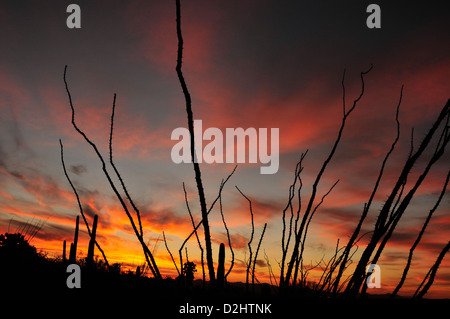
top-left (3, 0), bottom-right (448, 303)
top-left (68, 215), bottom-right (79, 264)
top-left (414, 241), bottom-right (450, 298)
top-left (86, 214), bottom-right (98, 268)
top-left (175, 0), bottom-right (215, 286)
top-left (280, 65), bottom-right (373, 289)
top-left (217, 243), bottom-right (225, 289)
top-left (182, 261), bottom-right (197, 289)
top-left (60, 139), bottom-right (109, 267)
top-left (55, 0), bottom-right (450, 301)
top-left (346, 99), bottom-right (449, 298)
top-left (62, 68), bottom-right (161, 279)
top-left (392, 172), bottom-right (450, 298)
top-left (0, 232), bottom-right (37, 257)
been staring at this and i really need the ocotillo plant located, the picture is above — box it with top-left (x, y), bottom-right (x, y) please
top-left (60, 139), bottom-right (109, 268)
top-left (86, 214), bottom-right (98, 268)
top-left (69, 215), bottom-right (79, 263)
top-left (217, 243), bottom-right (225, 289)
top-left (175, 0), bottom-right (215, 285)
top-left (63, 68), bottom-right (160, 279)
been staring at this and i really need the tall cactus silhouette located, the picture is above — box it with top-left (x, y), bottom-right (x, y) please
top-left (86, 214), bottom-right (98, 267)
top-left (62, 240), bottom-right (67, 263)
top-left (69, 215), bottom-right (79, 263)
top-left (217, 243), bottom-right (225, 289)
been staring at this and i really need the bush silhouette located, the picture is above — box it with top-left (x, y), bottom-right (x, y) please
top-left (181, 261), bottom-right (197, 288)
top-left (0, 233), bottom-right (38, 259)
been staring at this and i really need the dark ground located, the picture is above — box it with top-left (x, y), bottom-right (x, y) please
top-left (0, 233), bottom-right (448, 316)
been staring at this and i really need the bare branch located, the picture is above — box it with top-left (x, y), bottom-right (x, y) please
top-left (284, 65), bottom-right (373, 288)
top-left (264, 249), bottom-right (278, 288)
top-left (252, 223), bottom-right (267, 291)
top-left (280, 151), bottom-right (307, 286)
top-left (295, 179), bottom-right (340, 286)
top-left (392, 170), bottom-right (450, 297)
top-left (333, 85), bottom-right (403, 294)
top-left (179, 166), bottom-right (237, 261)
top-left (182, 182), bottom-right (205, 284)
top-left (175, 0), bottom-right (215, 285)
top-left (109, 94), bottom-right (144, 238)
top-left (163, 231), bottom-right (180, 276)
top-left (413, 241), bottom-right (450, 299)
top-left (59, 139), bottom-right (109, 268)
top-left (219, 183), bottom-right (235, 280)
top-left (235, 185), bottom-right (254, 291)
top-left (346, 98), bottom-right (450, 297)
top-left (63, 65), bottom-right (160, 279)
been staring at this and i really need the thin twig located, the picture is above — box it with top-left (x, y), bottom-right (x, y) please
top-left (63, 65), bottom-right (160, 278)
top-left (182, 182), bottom-right (205, 284)
top-left (179, 166), bottom-right (237, 256)
top-left (252, 223), bottom-right (267, 291)
top-left (109, 94), bottom-right (144, 238)
top-left (163, 231), bottom-right (180, 276)
top-left (392, 170), bottom-right (450, 297)
top-left (59, 139), bottom-right (109, 267)
top-left (235, 185), bottom-right (254, 291)
top-left (333, 85), bottom-right (403, 294)
top-left (175, 0), bottom-right (215, 285)
top-left (413, 241), bottom-right (450, 299)
top-left (219, 182), bottom-right (235, 280)
top-left (284, 65), bottom-right (373, 287)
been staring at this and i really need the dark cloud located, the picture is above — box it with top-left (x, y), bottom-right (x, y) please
top-left (0, 140), bottom-right (7, 169)
top-left (213, 232), bottom-right (249, 250)
top-left (232, 194), bottom-right (283, 224)
top-left (82, 204), bottom-right (97, 220)
top-left (379, 251), bottom-right (409, 265)
top-left (389, 231), bottom-right (418, 248)
top-left (69, 164), bottom-right (87, 176)
top-left (1, 106), bottom-right (35, 159)
top-left (435, 273), bottom-right (450, 284)
top-left (140, 206), bottom-right (190, 235)
top-left (254, 259), bottom-right (266, 268)
top-left (418, 241), bottom-right (450, 255)
top-left (0, 107), bottom-right (34, 173)
top-left (34, 222), bottom-right (72, 242)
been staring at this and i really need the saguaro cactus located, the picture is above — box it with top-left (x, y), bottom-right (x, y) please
top-left (136, 265), bottom-right (141, 277)
top-left (62, 240), bottom-right (67, 263)
top-left (86, 214), bottom-right (98, 267)
top-left (69, 243), bottom-right (74, 261)
top-left (217, 243), bottom-right (225, 289)
top-left (69, 215), bottom-right (79, 263)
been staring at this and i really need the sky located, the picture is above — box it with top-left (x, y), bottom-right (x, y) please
top-left (0, 0), bottom-right (449, 297)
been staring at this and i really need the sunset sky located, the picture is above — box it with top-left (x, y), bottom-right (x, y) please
top-left (0, 1), bottom-right (449, 297)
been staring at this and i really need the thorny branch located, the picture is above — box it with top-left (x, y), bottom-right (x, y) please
top-left (59, 139), bottom-right (109, 267)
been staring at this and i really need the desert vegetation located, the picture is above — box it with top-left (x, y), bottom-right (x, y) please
top-left (1, 0), bottom-right (448, 301)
